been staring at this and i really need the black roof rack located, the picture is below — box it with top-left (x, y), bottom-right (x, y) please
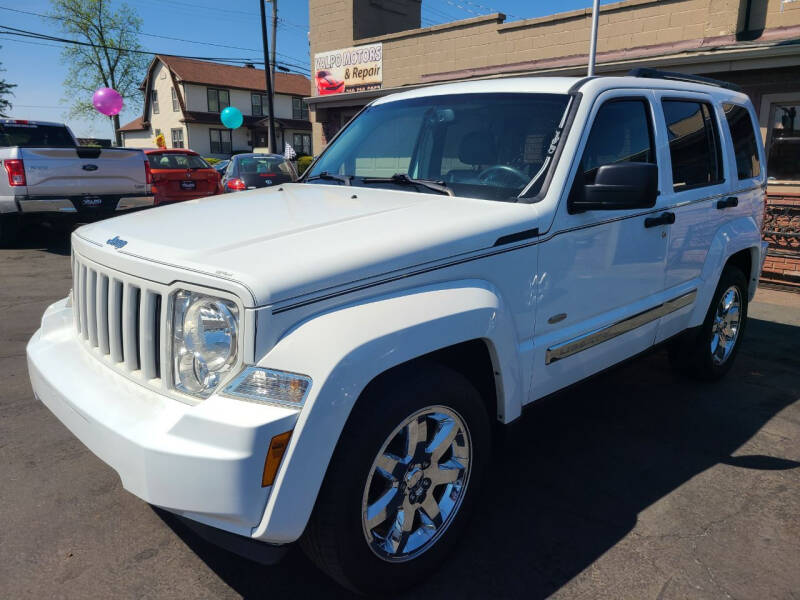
top-left (627, 68), bottom-right (742, 92)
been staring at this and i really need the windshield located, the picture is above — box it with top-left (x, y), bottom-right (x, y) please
top-left (0, 123), bottom-right (76, 148)
top-left (238, 156), bottom-right (293, 175)
top-left (307, 92), bottom-right (571, 201)
top-left (148, 153), bottom-right (210, 169)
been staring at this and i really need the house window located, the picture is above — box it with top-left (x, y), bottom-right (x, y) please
top-left (292, 97), bottom-right (308, 120)
top-left (207, 88), bottom-right (230, 113)
top-left (251, 93), bottom-right (270, 117)
top-left (154, 128), bottom-right (162, 137)
top-left (171, 128), bottom-right (184, 148)
top-left (210, 128), bottom-right (232, 154)
top-left (766, 103), bottom-right (800, 181)
top-left (293, 133), bottom-right (311, 156)
top-left (171, 87), bottom-right (180, 112)
top-left (151, 90), bottom-right (159, 114)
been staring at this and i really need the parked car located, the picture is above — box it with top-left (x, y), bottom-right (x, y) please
top-left (146, 149), bottom-right (223, 205)
top-left (0, 119), bottom-right (152, 246)
top-left (220, 153), bottom-right (297, 192)
top-left (27, 70), bottom-right (768, 595)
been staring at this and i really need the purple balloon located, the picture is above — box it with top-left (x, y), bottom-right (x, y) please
top-left (92, 87), bottom-right (123, 116)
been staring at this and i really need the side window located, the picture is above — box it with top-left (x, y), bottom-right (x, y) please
top-left (580, 99), bottom-right (655, 185)
top-left (662, 100), bottom-right (723, 191)
top-left (722, 103), bottom-right (760, 180)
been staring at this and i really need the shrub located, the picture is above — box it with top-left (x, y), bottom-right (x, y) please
top-left (204, 157), bottom-right (221, 165)
top-left (297, 155), bottom-right (313, 175)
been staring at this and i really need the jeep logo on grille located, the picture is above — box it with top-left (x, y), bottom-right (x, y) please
top-left (106, 236), bottom-right (128, 249)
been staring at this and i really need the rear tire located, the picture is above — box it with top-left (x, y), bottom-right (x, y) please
top-left (669, 264), bottom-right (748, 380)
top-left (300, 363), bottom-right (491, 595)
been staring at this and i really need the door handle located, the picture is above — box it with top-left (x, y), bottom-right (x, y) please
top-left (716, 196), bottom-right (738, 209)
top-left (644, 212), bottom-right (676, 228)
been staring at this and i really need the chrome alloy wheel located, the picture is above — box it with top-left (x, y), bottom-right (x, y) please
top-left (710, 285), bottom-right (742, 366)
top-left (361, 405), bottom-right (472, 562)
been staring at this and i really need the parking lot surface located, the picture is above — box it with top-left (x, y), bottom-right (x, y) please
top-left (2, 229), bottom-right (799, 599)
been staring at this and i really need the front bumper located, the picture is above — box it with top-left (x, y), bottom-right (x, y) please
top-left (27, 298), bottom-right (298, 538)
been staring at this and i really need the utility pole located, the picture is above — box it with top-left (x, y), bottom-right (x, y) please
top-left (587, 0), bottom-right (600, 76)
top-left (260, 0), bottom-right (277, 152)
top-left (270, 0), bottom-right (277, 90)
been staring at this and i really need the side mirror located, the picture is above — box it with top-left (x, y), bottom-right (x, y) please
top-left (568, 162), bottom-right (658, 213)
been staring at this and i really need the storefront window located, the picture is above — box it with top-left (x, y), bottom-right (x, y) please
top-left (767, 103), bottom-right (800, 181)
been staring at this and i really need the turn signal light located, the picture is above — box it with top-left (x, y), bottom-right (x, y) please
top-left (3, 159), bottom-right (26, 186)
top-left (262, 430), bottom-right (292, 487)
top-left (227, 178), bottom-right (246, 191)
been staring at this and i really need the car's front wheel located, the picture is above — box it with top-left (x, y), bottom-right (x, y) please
top-left (300, 363), bottom-right (490, 595)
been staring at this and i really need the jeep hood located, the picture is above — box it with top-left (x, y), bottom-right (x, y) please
top-left (76, 183), bottom-right (539, 307)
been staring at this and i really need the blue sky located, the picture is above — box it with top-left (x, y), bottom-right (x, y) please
top-left (0, 0), bottom-right (612, 138)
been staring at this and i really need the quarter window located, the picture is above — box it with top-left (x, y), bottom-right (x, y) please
top-left (207, 88), bottom-right (230, 113)
top-left (209, 128), bottom-right (232, 154)
top-left (580, 99), bottom-right (655, 185)
top-left (766, 103), bottom-right (800, 181)
top-left (170, 128), bottom-right (184, 148)
top-left (662, 100), bottom-right (723, 191)
top-left (722, 103), bottom-right (760, 180)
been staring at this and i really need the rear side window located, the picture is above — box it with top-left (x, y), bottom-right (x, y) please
top-left (581, 99), bottom-right (655, 185)
top-left (662, 100), bottom-right (723, 191)
top-left (148, 153), bottom-right (209, 169)
top-left (722, 103), bottom-right (761, 180)
top-left (0, 123), bottom-right (76, 148)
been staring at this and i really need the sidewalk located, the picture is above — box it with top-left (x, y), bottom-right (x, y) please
top-left (751, 286), bottom-right (800, 327)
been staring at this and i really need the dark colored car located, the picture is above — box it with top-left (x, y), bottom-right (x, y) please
top-left (213, 159), bottom-right (229, 175)
top-left (221, 153), bottom-right (298, 192)
top-left (316, 70), bottom-right (345, 95)
top-left (145, 149), bottom-right (223, 205)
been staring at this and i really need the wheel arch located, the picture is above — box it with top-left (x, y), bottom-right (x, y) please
top-left (250, 279), bottom-right (524, 543)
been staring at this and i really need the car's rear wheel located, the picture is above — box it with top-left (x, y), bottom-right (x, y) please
top-left (670, 264), bottom-right (748, 380)
top-left (300, 363), bottom-right (490, 595)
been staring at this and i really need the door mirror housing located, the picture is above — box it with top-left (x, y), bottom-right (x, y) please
top-left (569, 162), bottom-right (658, 213)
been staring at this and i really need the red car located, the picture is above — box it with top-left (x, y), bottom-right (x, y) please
top-left (316, 70), bottom-right (345, 95)
top-left (145, 149), bottom-right (223, 205)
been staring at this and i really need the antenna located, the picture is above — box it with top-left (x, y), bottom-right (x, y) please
top-left (587, 0), bottom-right (600, 76)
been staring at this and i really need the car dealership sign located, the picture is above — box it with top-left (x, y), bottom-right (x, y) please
top-left (313, 43), bottom-right (382, 95)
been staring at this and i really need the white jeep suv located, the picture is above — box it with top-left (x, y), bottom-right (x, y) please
top-left (27, 70), bottom-right (768, 594)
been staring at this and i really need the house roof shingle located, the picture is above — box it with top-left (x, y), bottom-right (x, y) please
top-left (155, 55), bottom-right (311, 96)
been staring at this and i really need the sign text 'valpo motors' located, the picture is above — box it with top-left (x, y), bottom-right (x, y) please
top-left (313, 43), bottom-right (382, 95)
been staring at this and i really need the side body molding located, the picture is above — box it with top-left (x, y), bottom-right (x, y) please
top-left (690, 215), bottom-right (763, 327)
top-left (251, 280), bottom-right (524, 542)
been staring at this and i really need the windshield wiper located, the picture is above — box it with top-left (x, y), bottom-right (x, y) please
top-left (306, 171), bottom-right (352, 185)
top-left (361, 173), bottom-right (454, 197)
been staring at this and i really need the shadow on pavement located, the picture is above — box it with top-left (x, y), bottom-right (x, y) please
top-left (7, 223), bottom-right (71, 256)
top-left (156, 317), bottom-right (800, 599)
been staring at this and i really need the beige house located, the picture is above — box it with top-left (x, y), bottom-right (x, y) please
top-left (119, 55), bottom-right (312, 158)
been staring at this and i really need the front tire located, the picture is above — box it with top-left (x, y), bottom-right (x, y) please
top-left (669, 264), bottom-right (748, 380)
top-left (300, 363), bottom-right (490, 595)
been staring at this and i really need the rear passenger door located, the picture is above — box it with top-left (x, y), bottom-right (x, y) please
top-left (651, 93), bottom-right (732, 343)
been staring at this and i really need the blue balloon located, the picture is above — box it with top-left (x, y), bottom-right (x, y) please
top-left (220, 106), bottom-right (243, 129)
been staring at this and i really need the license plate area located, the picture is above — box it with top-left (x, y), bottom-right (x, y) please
top-left (180, 180), bottom-right (196, 191)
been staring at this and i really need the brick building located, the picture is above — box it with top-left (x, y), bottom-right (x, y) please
top-left (307, 0), bottom-right (800, 287)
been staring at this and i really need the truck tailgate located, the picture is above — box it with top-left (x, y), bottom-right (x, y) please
top-left (20, 147), bottom-right (149, 196)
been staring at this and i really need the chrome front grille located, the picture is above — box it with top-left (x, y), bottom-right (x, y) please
top-left (72, 252), bottom-right (166, 386)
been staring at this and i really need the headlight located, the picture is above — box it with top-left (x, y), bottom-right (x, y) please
top-left (171, 290), bottom-right (239, 398)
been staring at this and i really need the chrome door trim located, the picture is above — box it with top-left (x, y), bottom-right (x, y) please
top-left (545, 289), bottom-right (697, 365)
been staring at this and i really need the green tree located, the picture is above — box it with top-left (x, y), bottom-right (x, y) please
top-left (49, 0), bottom-right (148, 145)
top-left (0, 47), bottom-right (16, 118)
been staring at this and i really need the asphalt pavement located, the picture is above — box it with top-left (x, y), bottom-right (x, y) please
top-left (1, 227), bottom-right (799, 599)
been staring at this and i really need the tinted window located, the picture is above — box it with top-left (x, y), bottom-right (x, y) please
top-left (0, 123), bottom-right (76, 148)
top-left (663, 100), bottom-right (723, 191)
top-left (723, 103), bottom-right (760, 180)
top-left (237, 156), bottom-right (293, 176)
top-left (581, 99), bottom-right (655, 184)
top-left (148, 153), bottom-right (209, 169)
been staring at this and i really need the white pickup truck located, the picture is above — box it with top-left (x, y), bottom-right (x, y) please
top-left (0, 119), bottom-right (153, 245)
top-left (27, 70), bottom-right (768, 594)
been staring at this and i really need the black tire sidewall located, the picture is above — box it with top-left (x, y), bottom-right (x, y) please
top-left (302, 363), bottom-right (491, 595)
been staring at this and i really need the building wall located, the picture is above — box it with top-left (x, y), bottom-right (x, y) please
top-left (148, 61), bottom-right (184, 146)
top-left (185, 124), bottom-right (251, 157)
top-left (120, 129), bottom-right (152, 149)
top-left (183, 82), bottom-right (296, 118)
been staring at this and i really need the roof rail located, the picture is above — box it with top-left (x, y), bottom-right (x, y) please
top-left (627, 68), bottom-right (742, 92)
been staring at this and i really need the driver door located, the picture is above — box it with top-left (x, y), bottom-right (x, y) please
top-left (531, 91), bottom-right (672, 401)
